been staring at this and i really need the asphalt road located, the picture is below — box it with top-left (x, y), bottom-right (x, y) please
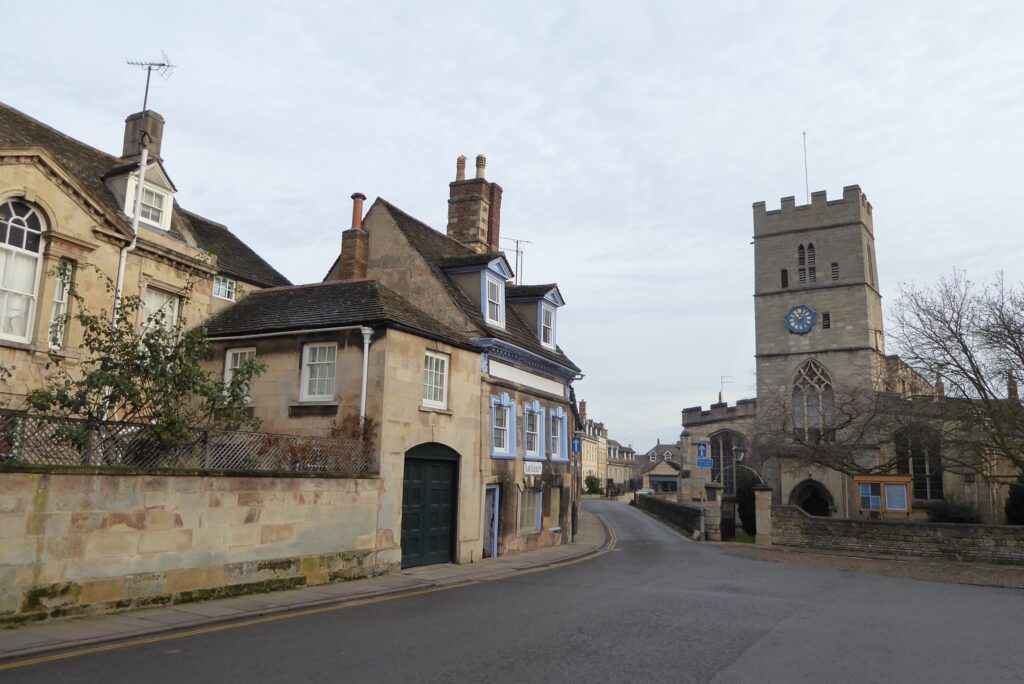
top-left (6, 500), bottom-right (1024, 683)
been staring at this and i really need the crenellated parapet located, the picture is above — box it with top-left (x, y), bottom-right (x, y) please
top-left (752, 185), bottom-right (872, 237)
top-left (681, 398), bottom-right (757, 428)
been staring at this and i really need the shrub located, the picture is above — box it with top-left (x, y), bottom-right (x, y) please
top-left (1005, 479), bottom-right (1024, 525)
top-left (927, 498), bottom-right (982, 524)
top-left (584, 475), bottom-right (603, 495)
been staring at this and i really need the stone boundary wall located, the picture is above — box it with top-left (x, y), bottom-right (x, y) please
top-left (636, 494), bottom-right (702, 536)
top-left (772, 505), bottom-right (1024, 565)
top-left (0, 471), bottom-right (390, 623)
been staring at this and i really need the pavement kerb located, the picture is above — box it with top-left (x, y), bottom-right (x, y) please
top-left (631, 502), bottom-right (1024, 589)
top-left (0, 510), bottom-right (612, 666)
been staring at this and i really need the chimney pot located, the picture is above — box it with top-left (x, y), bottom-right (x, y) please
top-left (335, 192), bottom-right (369, 281)
top-left (350, 192), bottom-right (366, 231)
top-left (475, 155), bottom-right (486, 179)
top-left (1009, 372), bottom-right (1019, 401)
top-left (456, 155), bottom-right (466, 181)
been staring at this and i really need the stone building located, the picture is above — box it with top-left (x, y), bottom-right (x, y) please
top-left (681, 186), bottom-right (1007, 523)
top-left (0, 102), bottom-right (288, 404)
top-left (578, 401), bottom-right (608, 490)
top-left (606, 439), bottom-right (641, 491)
top-left (207, 156), bottom-right (581, 568)
top-left (637, 439), bottom-right (686, 494)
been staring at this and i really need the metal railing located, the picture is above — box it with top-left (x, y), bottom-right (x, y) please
top-left (0, 411), bottom-right (374, 476)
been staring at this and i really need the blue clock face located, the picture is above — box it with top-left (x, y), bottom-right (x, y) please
top-left (785, 304), bottom-right (816, 334)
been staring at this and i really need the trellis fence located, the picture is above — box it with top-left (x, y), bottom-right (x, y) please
top-left (0, 411), bottom-right (374, 476)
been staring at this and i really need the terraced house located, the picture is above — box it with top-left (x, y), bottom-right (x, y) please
top-left (206, 155), bottom-right (581, 569)
top-left (0, 102), bottom-right (289, 404)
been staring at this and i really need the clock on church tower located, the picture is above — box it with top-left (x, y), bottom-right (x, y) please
top-left (785, 304), bottom-right (816, 334)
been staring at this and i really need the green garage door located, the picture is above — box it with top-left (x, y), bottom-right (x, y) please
top-left (401, 453), bottom-right (457, 569)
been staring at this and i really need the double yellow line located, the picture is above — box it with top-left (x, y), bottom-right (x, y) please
top-left (0, 515), bottom-right (616, 672)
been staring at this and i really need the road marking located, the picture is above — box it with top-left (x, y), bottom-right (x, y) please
top-left (0, 514), bottom-right (617, 672)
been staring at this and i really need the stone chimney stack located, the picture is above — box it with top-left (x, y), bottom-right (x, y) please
top-left (579, 400), bottom-right (587, 425)
top-left (1010, 372), bottom-right (1019, 401)
top-left (337, 193), bottom-right (369, 280)
top-left (122, 111), bottom-right (165, 159)
top-left (935, 373), bottom-right (945, 401)
top-left (447, 154), bottom-right (503, 254)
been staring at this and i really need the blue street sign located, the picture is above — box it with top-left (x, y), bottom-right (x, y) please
top-left (572, 436), bottom-right (582, 454)
top-left (696, 458), bottom-right (714, 469)
top-left (696, 442), bottom-right (708, 459)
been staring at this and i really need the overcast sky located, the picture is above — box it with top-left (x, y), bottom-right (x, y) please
top-left (3, 2), bottom-right (1022, 450)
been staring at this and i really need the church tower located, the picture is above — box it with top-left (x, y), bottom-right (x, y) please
top-left (752, 185), bottom-right (885, 404)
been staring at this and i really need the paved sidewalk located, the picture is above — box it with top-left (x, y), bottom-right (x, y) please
top-left (0, 510), bottom-right (609, 663)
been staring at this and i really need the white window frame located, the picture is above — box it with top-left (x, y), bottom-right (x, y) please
top-left (300, 342), bottom-right (337, 402)
top-left (540, 304), bottom-right (555, 348)
top-left (518, 488), bottom-right (542, 534)
top-left (494, 404), bottom-right (510, 453)
top-left (490, 393), bottom-right (516, 458)
top-left (549, 406), bottom-right (568, 461)
top-left (213, 275), bottom-right (237, 302)
top-left (524, 400), bottom-right (544, 460)
top-left (422, 350), bottom-right (449, 409)
top-left (526, 411), bottom-right (540, 456)
top-left (485, 274), bottom-right (505, 328)
top-left (0, 199), bottom-right (45, 344)
top-left (884, 483), bottom-right (909, 512)
top-left (126, 176), bottom-right (173, 232)
top-left (225, 347), bottom-right (256, 402)
top-left (142, 287), bottom-right (180, 331)
top-left (49, 259), bottom-right (73, 349)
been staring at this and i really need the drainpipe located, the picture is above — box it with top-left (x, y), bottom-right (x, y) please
top-left (360, 326), bottom-right (372, 419)
top-left (113, 147), bottom-right (148, 328)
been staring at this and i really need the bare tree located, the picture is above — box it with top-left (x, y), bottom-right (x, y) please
top-left (890, 271), bottom-right (1024, 479)
top-left (753, 375), bottom-right (915, 477)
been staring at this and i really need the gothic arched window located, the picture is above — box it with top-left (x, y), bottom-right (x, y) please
top-left (793, 359), bottom-right (835, 441)
top-left (709, 431), bottom-right (744, 496)
top-left (807, 243), bottom-right (816, 282)
top-left (797, 244), bottom-right (805, 266)
top-left (895, 426), bottom-right (943, 501)
top-left (0, 199), bottom-right (44, 342)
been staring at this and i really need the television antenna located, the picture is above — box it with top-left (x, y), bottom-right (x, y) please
top-left (501, 236), bottom-right (533, 284)
top-left (127, 51), bottom-right (175, 112)
top-left (802, 131), bottom-right (810, 204)
top-left (719, 375), bottom-right (734, 403)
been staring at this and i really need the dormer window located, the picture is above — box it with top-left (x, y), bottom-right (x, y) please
top-left (541, 304), bottom-right (555, 348)
top-left (485, 275), bottom-right (505, 327)
top-left (124, 172), bottom-right (174, 232)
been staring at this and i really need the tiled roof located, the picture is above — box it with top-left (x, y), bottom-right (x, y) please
top-left (182, 209), bottom-right (290, 289)
top-left (507, 284), bottom-right (557, 299)
top-left (377, 200), bottom-right (580, 373)
top-left (440, 252), bottom-right (505, 269)
top-left (0, 101), bottom-right (286, 286)
top-left (204, 279), bottom-right (474, 348)
top-left (643, 459), bottom-right (681, 474)
top-left (0, 101), bottom-right (128, 226)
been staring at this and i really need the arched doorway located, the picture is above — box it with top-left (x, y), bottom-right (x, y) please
top-left (401, 443), bottom-right (460, 569)
top-left (789, 479), bottom-right (834, 517)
